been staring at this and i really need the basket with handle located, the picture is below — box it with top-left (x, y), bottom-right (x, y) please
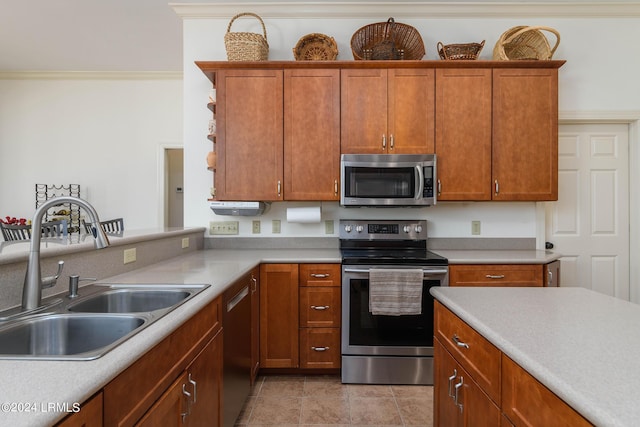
top-left (437, 40), bottom-right (485, 60)
top-left (493, 26), bottom-right (560, 60)
top-left (224, 12), bottom-right (269, 61)
top-left (351, 17), bottom-right (425, 60)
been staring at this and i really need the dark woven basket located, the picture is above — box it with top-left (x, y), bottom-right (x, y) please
top-left (351, 18), bottom-right (425, 60)
top-left (437, 40), bottom-right (485, 60)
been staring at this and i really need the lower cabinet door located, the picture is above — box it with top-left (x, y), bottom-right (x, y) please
top-left (187, 330), bottom-right (223, 427)
top-left (434, 339), bottom-right (500, 427)
top-left (299, 327), bottom-right (340, 369)
top-left (136, 372), bottom-right (189, 427)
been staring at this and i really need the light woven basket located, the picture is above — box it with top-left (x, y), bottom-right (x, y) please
top-left (224, 12), bottom-right (269, 61)
top-left (351, 18), bottom-right (425, 60)
top-left (293, 33), bottom-right (339, 60)
top-left (493, 26), bottom-right (560, 60)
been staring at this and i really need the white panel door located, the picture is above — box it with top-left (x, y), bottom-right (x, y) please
top-left (546, 123), bottom-right (629, 299)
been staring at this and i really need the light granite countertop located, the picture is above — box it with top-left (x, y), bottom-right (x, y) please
top-left (430, 286), bottom-right (640, 427)
top-left (435, 249), bottom-right (560, 264)
top-left (0, 248), bottom-right (340, 427)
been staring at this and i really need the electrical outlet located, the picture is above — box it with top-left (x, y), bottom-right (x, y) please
top-left (210, 221), bottom-right (239, 235)
top-left (325, 220), bottom-right (334, 234)
top-left (123, 248), bottom-right (137, 264)
top-left (181, 237), bottom-right (189, 249)
top-left (252, 220), bottom-right (261, 234)
top-left (471, 220), bottom-right (481, 235)
top-left (272, 220), bottom-right (281, 234)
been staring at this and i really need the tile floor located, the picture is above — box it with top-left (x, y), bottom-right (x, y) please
top-left (235, 375), bottom-right (434, 426)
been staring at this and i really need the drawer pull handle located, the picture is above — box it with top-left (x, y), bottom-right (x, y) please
top-left (312, 346), bottom-right (328, 352)
top-left (452, 334), bottom-right (470, 349)
top-left (454, 377), bottom-right (464, 412)
top-left (485, 274), bottom-right (505, 279)
top-left (448, 369), bottom-right (457, 398)
top-left (311, 273), bottom-right (329, 278)
top-left (188, 373), bottom-right (197, 404)
top-left (311, 305), bottom-right (329, 310)
top-left (181, 384), bottom-right (192, 420)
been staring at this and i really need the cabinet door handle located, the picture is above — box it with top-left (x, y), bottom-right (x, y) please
top-left (311, 273), bottom-right (329, 278)
top-left (251, 275), bottom-right (257, 293)
top-left (188, 373), bottom-right (197, 404)
top-left (311, 305), bottom-right (329, 310)
top-left (382, 134), bottom-right (386, 149)
top-left (277, 180), bottom-right (281, 197)
top-left (311, 346), bottom-right (329, 352)
top-left (485, 274), bottom-right (505, 279)
top-left (454, 377), bottom-right (464, 412)
top-left (452, 334), bottom-right (470, 349)
top-left (494, 179), bottom-right (499, 194)
top-left (334, 179), bottom-right (338, 195)
top-left (448, 369), bottom-right (458, 398)
top-left (437, 179), bottom-right (442, 195)
top-left (390, 134), bottom-right (394, 149)
top-left (181, 383), bottom-right (192, 420)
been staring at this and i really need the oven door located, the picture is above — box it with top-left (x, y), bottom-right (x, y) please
top-left (341, 265), bottom-right (448, 357)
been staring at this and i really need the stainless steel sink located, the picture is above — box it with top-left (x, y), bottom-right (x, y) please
top-left (0, 283), bottom-right (209, 360)
top-left (0, 314), bottom-right (146, 360)
top-left (67, 288), bottom-right (192, 313)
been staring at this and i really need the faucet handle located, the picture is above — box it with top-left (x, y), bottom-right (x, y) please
top-left (68, 275), bottom-right (97, 298)
top-left (41, 260), bottom-right (64, 289)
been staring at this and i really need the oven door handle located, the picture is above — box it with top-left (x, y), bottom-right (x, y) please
top-left (343, 267), bottom-right (449, 276)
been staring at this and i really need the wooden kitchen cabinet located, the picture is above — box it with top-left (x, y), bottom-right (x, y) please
top-left (434, 302), bottom-right (592, 426)
top-left (55, 392), bottom-right (103, 427)
top-left (284, 69), bottom-right (340, 200)
top-left (435, 68), bottom-right (492, 201)
top-left (259, 264), bottom-right (299, 368)
top-left (449, 264), bottom-right (544, 287)
top-left (299, 264), bottom-right (341, 369)
top-left (136, 328), bottom-right (223, 427)
top-left (214, 69), bottom-right (284, 201)
top-left (103, 296), bottom-right (222, 427)
top-left (434, 340), bottom-right (501, 427)
top-left (341, 68), bottom-right (435, 154)
top-left (492, 68), bottom-right (559, 201)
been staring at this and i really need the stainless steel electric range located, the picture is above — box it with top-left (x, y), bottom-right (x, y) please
top-left (340, 219), bottom-right (448, 385)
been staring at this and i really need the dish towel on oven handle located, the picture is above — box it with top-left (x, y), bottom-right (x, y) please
top-left (369, 268), bottom-right (424, 316)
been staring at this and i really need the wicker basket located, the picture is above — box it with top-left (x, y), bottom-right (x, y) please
top-left (437, 40), bottom-right (485, 60)
top-left (293, 33), bottom-right (339, 60)
top-left (493, 26), bottom-right (560, 60)
top-left (224, 12), bottom-right (269, 61)
top-left (351, 18), bottom-right (425, 60)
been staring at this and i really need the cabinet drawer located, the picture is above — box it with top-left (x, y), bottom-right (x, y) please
top-left (299, 264), bottom-right (341, 287)
top-left (502, 355), bottom-right (592, 426)
top-left (449, 264), bottom-right (543, 287)
top-left (434, 301), bottom-right (501, 404)
top-left (299, 327), bottom-right (341, 369)
top-left (300, 287), bottom-right (340, 328)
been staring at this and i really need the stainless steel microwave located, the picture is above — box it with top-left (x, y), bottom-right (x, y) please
top-left (340, 154), bottom-right (436, 207)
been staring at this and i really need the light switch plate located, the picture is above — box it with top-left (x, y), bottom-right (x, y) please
top-left (181, 237), bottom-right (189, 248)
top-left (252, 220), bottom-right (261, 234)
top-left (123, 248), bottom-right (137, 264)
top-left (210, 221), bottom-right (239, 235)
top-left (471, 220), bottom-right (481, 235)
top-left (272, 220), bottom-right (281, 234)
top-left (325, 220), bottom-right (334, 234)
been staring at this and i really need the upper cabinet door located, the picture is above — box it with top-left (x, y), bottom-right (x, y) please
top-left (284, 69), bottom-right (340, 200)
top-left (340, 69), bottom-right (388, 154)
top-left (215, 69), bottom-right (284, 201)
top-left (435, 68), bottom-right (492, 201)
top-left (492, 68), bottom-right (559, 201)
top-left (387, 68), bottom-right (435, 154)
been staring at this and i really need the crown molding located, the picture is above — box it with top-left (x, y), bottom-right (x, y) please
top-left (171, 2), bottom-right (640, 19)
top-left (0, 71), bottom-right (183, 80)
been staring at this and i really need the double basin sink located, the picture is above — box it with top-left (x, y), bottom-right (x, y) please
top-left (0, 283), bottom-right (209, 360)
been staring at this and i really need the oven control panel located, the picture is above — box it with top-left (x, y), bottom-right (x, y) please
top-left (340, 220), bottom-right (427, 240)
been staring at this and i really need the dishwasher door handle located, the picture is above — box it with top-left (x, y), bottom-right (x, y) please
top-left (227, 286), bottom-right (249, 312)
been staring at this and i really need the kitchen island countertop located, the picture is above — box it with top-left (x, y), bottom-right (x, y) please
top-left (431, 286), bottom-right (640, 427)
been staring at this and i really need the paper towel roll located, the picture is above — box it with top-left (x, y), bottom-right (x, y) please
top-left (286, 206), bottom-right (321, 223)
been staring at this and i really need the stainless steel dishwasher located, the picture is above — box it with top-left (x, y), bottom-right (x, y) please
top-left (223, 276), bottom-right (252, 427)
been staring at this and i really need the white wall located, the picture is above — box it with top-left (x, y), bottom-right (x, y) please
top-left (179, 2), bottom-right (640, 242)
top-left (0, 75), bottom-right (183, 229)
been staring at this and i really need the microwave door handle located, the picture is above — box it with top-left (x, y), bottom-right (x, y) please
top-left (415, 165), bottom-right (424, 199)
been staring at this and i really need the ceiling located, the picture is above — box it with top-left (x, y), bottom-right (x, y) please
top-left (0, 0), bottom-right (185, 72)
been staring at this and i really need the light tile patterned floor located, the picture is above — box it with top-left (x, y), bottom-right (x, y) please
top-left (235, 375), bottom-right (434, 426)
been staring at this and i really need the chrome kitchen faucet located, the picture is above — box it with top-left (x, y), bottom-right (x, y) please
top-left (22, 196), bottom-right (110, 310)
